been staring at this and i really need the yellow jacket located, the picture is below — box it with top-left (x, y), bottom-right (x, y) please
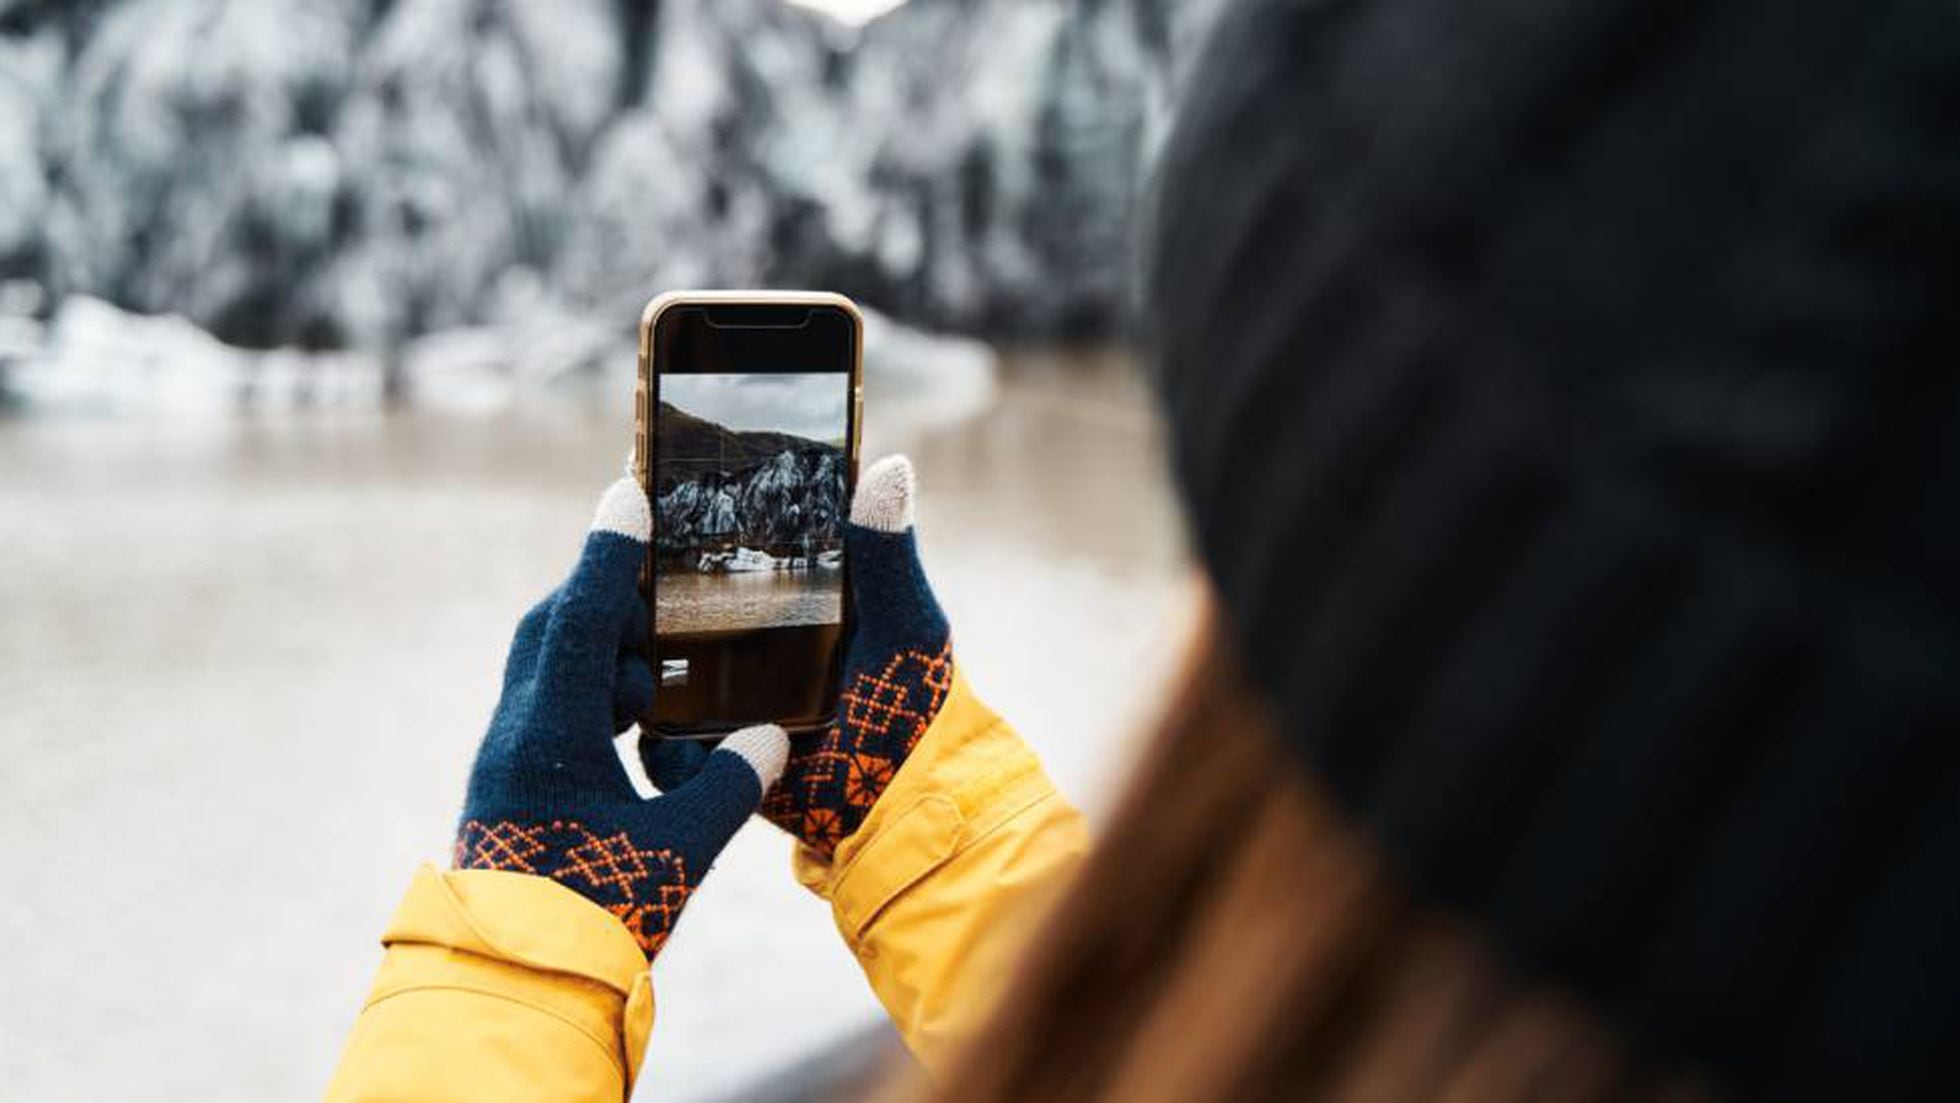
top-left (327, 671), bottom-right (1088, 1101)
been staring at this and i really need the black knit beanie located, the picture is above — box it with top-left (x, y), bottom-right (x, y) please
top-left (1146, 0), bottom-right (1960, 1098)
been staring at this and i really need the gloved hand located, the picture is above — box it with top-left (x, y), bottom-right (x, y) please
top-left (644, 454), bottom-right (953, 858)
top-left (456, 478), bottom-right (789, 959)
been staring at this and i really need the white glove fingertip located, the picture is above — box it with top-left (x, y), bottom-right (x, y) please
top-left (717, 723), bottom-right (790, 792)
top-left (852, 454), bottom-right (916, 533)
top-left (592, 477), bottom-right (652, 542)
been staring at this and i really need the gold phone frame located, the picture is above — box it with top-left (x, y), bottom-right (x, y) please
top-left (634, 290), bottom-right (865, 738)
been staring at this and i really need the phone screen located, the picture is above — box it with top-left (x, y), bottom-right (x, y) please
top-left (644, 302), bottom-right (858, 736)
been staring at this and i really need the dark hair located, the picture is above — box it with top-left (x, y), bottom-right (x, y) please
top-left (933, 610), bottom-right (1718, 1102)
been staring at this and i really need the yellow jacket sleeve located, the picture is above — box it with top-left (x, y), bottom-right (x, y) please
top-left (327, 673), bottom-right (1082, 1098)
top-left (325, 865), bottom-right (655, 1102)
top-left (792, 670), bottom-right (1091, 1073)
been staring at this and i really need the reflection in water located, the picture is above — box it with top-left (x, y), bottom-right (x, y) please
top-left (656, 567), bottom-right (843, 634)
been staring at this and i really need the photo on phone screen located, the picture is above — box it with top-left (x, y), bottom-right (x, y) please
top-left (642, 296), bottom-right (860, 736)
top-left (652, 373), bottom-right (848, 638)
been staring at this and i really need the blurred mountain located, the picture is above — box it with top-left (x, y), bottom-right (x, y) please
top-left (0, 0), bottom-right (1227, 371)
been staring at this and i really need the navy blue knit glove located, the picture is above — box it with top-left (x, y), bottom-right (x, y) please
top-left (644, 455), bottom-right (953, 858)
top-left (457, 478), bottom-right (789, 959)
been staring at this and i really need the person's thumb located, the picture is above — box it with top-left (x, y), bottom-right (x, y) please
top-left (847, 455), bottom-right (950, 656)
top-left (641, 724), bottom-right (789, 861)
top-left (538, 478), bottom-right (651, 685)
top-left (576, 476), bottom-right (653, 608)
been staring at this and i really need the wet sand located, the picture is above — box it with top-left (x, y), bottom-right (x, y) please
top-left (0, 347), bottom-right (1186, 1102)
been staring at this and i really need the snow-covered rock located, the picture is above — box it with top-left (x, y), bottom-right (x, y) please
top-left (0, 0), bottom-right (1230, 384)
top-left (658, 444), bottom-right (845, 561)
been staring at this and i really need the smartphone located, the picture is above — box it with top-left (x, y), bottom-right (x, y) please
top-left (634, 291), bottom-right (864, 738)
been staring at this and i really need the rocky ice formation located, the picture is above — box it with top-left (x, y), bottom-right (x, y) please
top-left (0, 0), bottom-right (1230, 404)
top-left (656, 446), bottom-right (845, 565)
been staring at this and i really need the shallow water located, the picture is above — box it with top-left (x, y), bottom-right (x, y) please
top-left (0, 346), bottom-right (1186, 1102)
top-left (657, 567), bottom-right (843, 633)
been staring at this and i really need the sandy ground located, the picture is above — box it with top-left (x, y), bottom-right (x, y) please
top-left (0, 348), bottom-right (1188, 1102)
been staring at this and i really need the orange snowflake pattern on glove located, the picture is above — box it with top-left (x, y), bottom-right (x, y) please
top-left (762, 642), bottom-right (954, 856)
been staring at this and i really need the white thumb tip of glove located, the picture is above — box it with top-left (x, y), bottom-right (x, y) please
top-left (852, 454), bottom-right (915, 533)
top-left (592, 477), bottom-right (652, 542)
top-left (718, 723), bottom-right (790, 791)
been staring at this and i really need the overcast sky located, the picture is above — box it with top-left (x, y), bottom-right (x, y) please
top-left (662, 372), bottom-right (849, 441)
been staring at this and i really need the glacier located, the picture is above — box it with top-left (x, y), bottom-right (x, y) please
top-left (0, 0), bottom-right (1230, 410)
top-left (655, 446), bottom-right (845, 567)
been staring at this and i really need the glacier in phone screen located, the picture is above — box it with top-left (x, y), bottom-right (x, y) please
top-left (653, 371), bottom-right (848, 635)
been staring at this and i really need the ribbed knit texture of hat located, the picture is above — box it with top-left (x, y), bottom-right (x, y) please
top-left (1147, 0), bottom-right (1960, 1097)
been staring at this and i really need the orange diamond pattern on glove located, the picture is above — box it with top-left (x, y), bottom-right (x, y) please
top-left (762, 642), bottom-right (954, 856)
top-left (456, 819), bottom-right (694, 956)
top-left (452, 820), bottom-right (548, 872)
